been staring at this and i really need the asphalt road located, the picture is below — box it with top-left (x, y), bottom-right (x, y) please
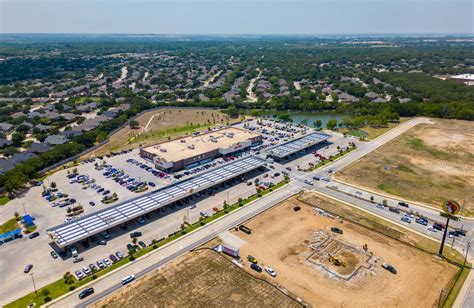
top-left (47, 117), bottom-right (473, 306)
top-left (50, 186), bottom-right (294, 307)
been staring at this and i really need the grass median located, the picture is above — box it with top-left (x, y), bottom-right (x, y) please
top-left (6, 178), bottom-right (289, 307)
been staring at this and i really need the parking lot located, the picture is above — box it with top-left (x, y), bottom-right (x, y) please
top-left (0, 119), bottom-right (347, 304)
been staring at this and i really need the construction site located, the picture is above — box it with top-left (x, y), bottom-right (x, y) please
top-left (231, 192), bottom-right (459, 307)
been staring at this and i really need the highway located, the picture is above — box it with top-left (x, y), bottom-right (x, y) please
top-left (48, 117), bottom-right (473, 307)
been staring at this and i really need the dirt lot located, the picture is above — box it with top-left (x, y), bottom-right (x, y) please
top-left (337, 119), bottom-right (474, 215)
top-left (89, 108), bottom-right (237, 157)
top-left (93, 249), bottom-right (300, 308)
top-left (232, 192), bottom-right (459, 307)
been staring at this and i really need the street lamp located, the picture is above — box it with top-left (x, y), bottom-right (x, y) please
top-left (29, 273), bottom-right (37, 294)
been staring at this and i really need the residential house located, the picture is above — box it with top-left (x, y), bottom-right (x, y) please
top-left (44, 134), bottom-right (68, 145)
top-left (27, 142), bottom-right (51, 154)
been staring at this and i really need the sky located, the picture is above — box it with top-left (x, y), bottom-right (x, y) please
top-left (0, 0), bottom-right (472, 34)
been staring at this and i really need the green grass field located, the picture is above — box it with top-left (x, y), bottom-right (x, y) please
top-left (0, 217), bottom-right (20, 234)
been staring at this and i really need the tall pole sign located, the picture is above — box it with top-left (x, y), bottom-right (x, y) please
top-left (438, 200), bottom-right (461, 257)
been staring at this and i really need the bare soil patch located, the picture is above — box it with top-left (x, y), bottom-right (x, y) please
top-left (337, 119), bottom-right (474, 215)
top-left (232, 192), bottom-right (459, 307)
top-left (93, 249), bottom-right (300, 308)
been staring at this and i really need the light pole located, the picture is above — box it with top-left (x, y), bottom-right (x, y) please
top-left (29, 273), bottom-right (37, 294)
top-left (464, 241), bottom-right (471, 268)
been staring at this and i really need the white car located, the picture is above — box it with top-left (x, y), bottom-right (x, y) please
top-left (122, 274), bottom-right (135, 285)
top-left (75, 270), bottom-right (84, 279)
top-left (304, 180), bottom-right (314, 186)
top-left (97, 260), bottom-right (105, 269)
top-left (103, 258), bottom-right (111, 266)
top-left (82, 267), bottom-right (91, 275)
top-left (428, 226), bottom-right (438, 232)
top-left (265, 267), bottom-right (277, 277)
top-left (189, 204), bottom-right (197, 209)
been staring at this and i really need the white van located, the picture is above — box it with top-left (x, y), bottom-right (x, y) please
top-left (71, 246), bottom-right (78, 258)
top-left (122, 274), bottom-right (135, 285)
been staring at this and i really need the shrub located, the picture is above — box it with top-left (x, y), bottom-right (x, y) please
top-left (200, 221), bottom-right (205, 226)
top-left (44, 296), bottom-right (52, 302)
top-left (92, 274), bottom-right (98, 280)
top-left (69, 285), bottom-right (76, 291)
top-left (129, 256), bottom-right (136, 261)
top-left (152, 245), bottom-right (158, 249)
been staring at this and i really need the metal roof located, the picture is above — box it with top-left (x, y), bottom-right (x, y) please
top-left (46, 156), bottom-right (266, 248)
top-left (267, 132), bottom-right (330, 158)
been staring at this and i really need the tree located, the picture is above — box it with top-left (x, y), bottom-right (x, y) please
top-left (11, 132), bottom-right (26, 147)
top-left (314, 120), bottom-right (322, 129)
top-left (382, 199), bottom-right (388, 206)
top-left (227, 105), bottom-right (239, 118)
top-left (326, 119), bottom-right (338, 130)
top-left (129, 120), bottom-right (139, 129)
top-left (50, 181), bottom-right (57, 188)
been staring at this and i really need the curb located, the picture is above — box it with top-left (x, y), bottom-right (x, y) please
top-left (312, 189), bottom-right (442, 243)
top-left (44, 182), bottom-right (290, 307)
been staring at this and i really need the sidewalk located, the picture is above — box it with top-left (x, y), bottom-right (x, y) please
top-left (454, 265), bottom-right (473, 308)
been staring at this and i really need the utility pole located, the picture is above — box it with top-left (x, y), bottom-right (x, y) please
top-left (464, 241), bottom-right (471, 267)
top-left (29, 273), bottom-right (37, 294)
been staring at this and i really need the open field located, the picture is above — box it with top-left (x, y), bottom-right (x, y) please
top-left (93, 249), bottom-right (300, 308)
top-left (340, 118), bottom-right (410, 141)
top-left (232, 192), bottom-right (459, 307)
top-left (337, 119), bottom-right (474, 215)
top-left (88, 108), bottom-right (239, 157)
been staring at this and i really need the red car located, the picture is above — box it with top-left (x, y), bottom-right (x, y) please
top-left (212, 207), bottom-right (219, 212)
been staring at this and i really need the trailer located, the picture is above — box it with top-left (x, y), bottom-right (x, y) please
top-left (222, 243), bottom-right (239, 258)
top-left (238, 225), bottom-right (252, 234)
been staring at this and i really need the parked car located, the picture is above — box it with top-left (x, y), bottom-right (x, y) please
top-left (121, 274), bottom-right (135, 285)
top-left (130, 231), bottom-right (142, 238)
top-left (78, 287), bottom-right (95, 299)
top-left (116, 251), bottom-right (124, 259)
top-left (98, 240), bottom-right (107, 245)
top-left (265, 267), bottom-right (277, 277)
top-left (97, 260), bottom-right (105, 269)
top-left (138, 241), bottom-right (146, 248)
top-left (247, 255), bottom-right (258, 264)
top-left (82, 266), bottom-right (91, 275)
top-left (75, 270), bottom-right (84, 279)
top-left (110, 254), bottom-right (118, 262)
top-left (29, 232), bottom-right (40, 239)
top-left (250, 263), bottom-right (262, 273)
top-left (73, 256), bottom-right (84, 263)
top-left (50, 251), bottom-right (58, 259)
top-left (382, 262), bottom-right (397, 274)
top-left (127, 243), bottom-right (135, 252)
top-left (24, 264), bottom-right (33, 273)
top-left (331, 227), bottom-right (343, 234)
top-left (103, 258), bottom-right (111, 266)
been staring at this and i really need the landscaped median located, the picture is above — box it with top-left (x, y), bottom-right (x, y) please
top-left (303, 145), bottom-right (357, 172)
top-left (6, 178), bottom-right (290, 307)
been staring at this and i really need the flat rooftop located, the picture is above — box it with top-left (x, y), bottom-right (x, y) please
top-left (142, 127), bottom-right (261, 162)
top-left (46, 156), bottom-right (266, 248)
top-left (267, 131), bottom-right (331, 158)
